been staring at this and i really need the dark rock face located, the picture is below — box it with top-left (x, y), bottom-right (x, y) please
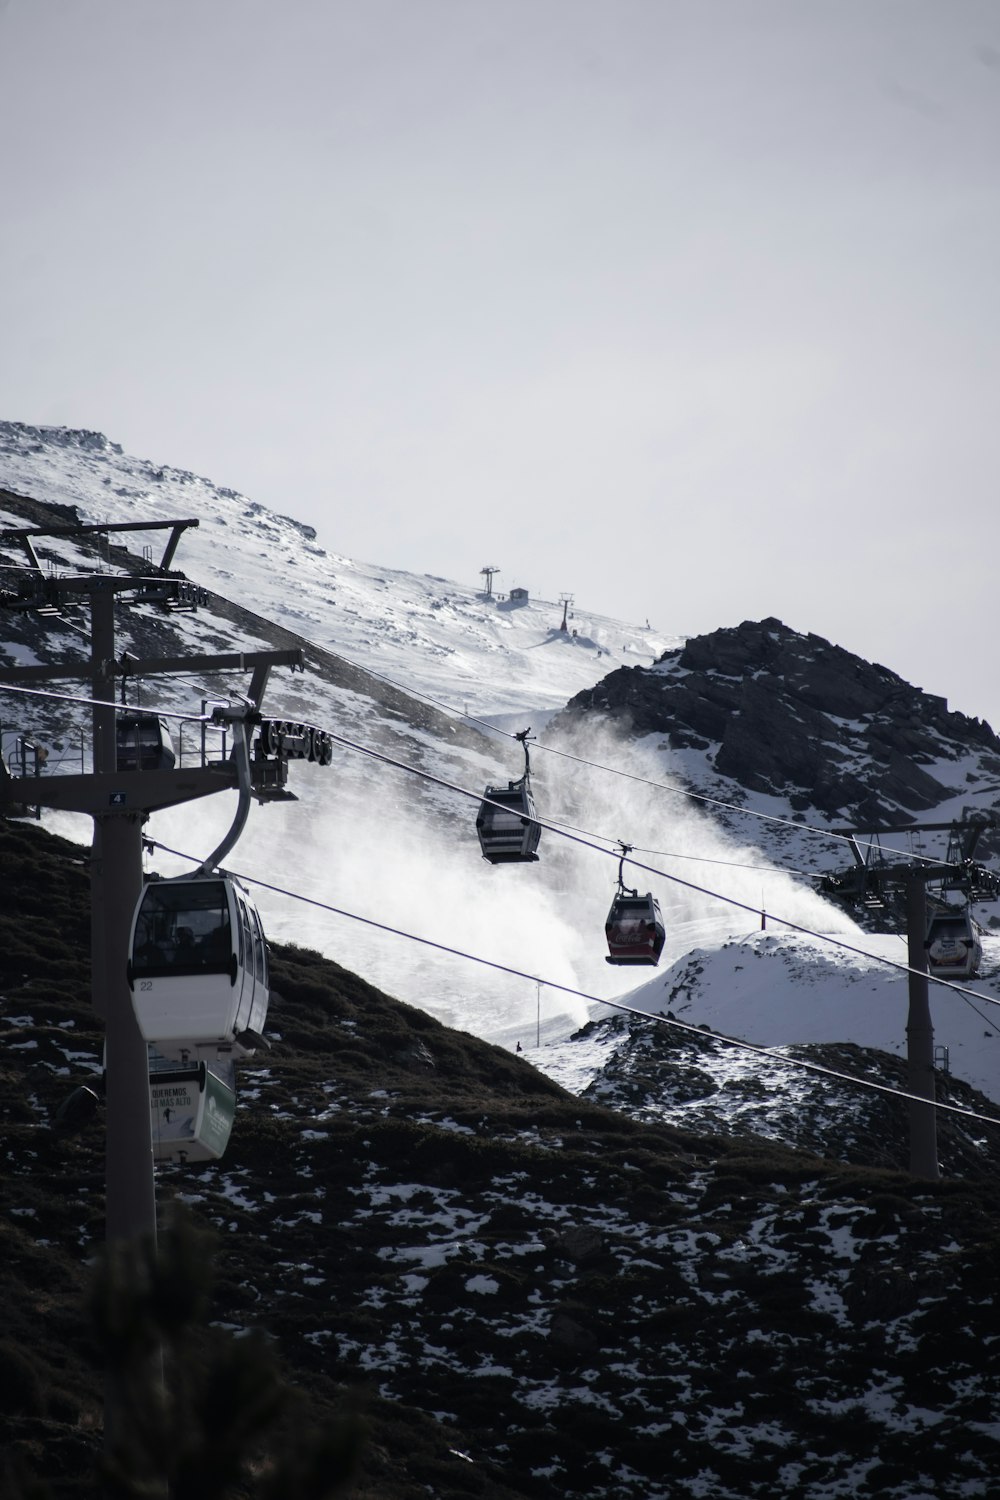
top-left (554, 617), bottom-right (1000, 823)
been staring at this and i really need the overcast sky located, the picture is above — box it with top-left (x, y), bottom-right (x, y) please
top-left (2, 1), bottom-right (998, 727)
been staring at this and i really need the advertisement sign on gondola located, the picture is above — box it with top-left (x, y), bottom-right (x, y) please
top-left (150, 1062), bottom-right (236, 1162)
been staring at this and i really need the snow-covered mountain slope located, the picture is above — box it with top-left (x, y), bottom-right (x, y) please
top-left (0, 421), bottom-right (671, 718)
top-left (3, 422), bottom-right (1000, 1118)
top-left (0, 423), bottom-right (696, 1044)
top-left (535, 930), bottom-right (1000, 1108)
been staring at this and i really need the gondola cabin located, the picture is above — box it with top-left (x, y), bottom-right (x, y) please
top-left (476, 781), bottom-right (541, 863)
top-left (605, 891), bottom-right (666, 966)
top-left (128, 875), bottom-right (269, 1059)
top-left (925, 910), bottom-right (982, 981)
top-left (116, 712), bottom-right (176, 771)
top-left (148, 1051), bottom-right (236, 1163)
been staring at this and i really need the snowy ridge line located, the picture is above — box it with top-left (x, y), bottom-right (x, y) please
top-left (146, 834), bottom-right (1000, 1130)
top-left (284, 721), bottom-right (1000, 1014)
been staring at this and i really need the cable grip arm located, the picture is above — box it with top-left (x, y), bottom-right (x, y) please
top-left (195, 707), bottom-right (254, 874)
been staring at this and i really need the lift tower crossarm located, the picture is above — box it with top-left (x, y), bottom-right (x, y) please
top-left (118, 647), bottom-right (305, 680)
top-left (833, 814), bottom-right (998, 841)
top-left (0, 517), bottom-right (199, 573)
top-left (0, 571), bottom-right (207, 618)
top-left (0, 765), bottom-right (239, 816)
top-left (0, 647), bottom-right (304, 686)
top-left (833, 823), bottom-right (975, 837)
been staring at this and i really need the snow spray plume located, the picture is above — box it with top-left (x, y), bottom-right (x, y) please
top-left (139, 712), bottom-right (857, 1049)
top-left (540, 715), bottom-right (860, 996)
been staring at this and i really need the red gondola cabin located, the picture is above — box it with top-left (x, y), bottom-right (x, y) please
top-left (605, 891), bottom-right (666, 966)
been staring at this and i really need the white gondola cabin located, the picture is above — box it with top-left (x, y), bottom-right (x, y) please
top-left (116, 711), bottom-right (176, 771)
top-left (148, 1051), bottom-right (236, 1163)
top-left (128, 875), bottom-right (269, 1060)
top-left (925, 910), bottom-right (982, 981)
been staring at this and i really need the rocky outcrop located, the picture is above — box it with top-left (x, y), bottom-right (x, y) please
top-left (553, 617), bottom-right (1000, 823)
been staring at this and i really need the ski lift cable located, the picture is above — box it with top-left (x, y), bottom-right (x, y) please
top-left (0, 659), bottom-right (929, 889)
top-left (0, 674), bottom-right (826, 880)
top-left (607, 845), bottom-right (1000, 1012)
top-left (635, 845), bottom-right (816, 878)
top-left (214, 618), bottom-right (825, 837)
top-left (423, 775), bottom-right (820, 880)
top-left (2, 664), bottom-right (823, 882)
top-left (0, 670), bottom-right (970, 878)
top-left (338, 654), bottom-right (851, 840)
top-left (943, 988), bottom-right (1000, 1033)
top-left (528, 739), bottom-right (957, 871)
top-left (0, 680), bottom-right (214, 723)
top-left (541, 809), bottom-right (817, 876)
top-left (303, 642), bottom-right (951, 868)
top-left (143, 836), bottom-right (1000, 1132)
top-left (321, 724), bottom-right (1000, 1010)
top-left (2, 670), bottom-right (992, 1002)
top-left (1, 586), bottom-right (970, 872)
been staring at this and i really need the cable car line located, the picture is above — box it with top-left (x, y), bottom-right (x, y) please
top-left (6, 650), bottom-right (994, 988)
top-left (0, 679), bottom-right (213, 723)
top-left (142, 836), bottom-right (1000, 1133)
top-left (2, 586), bottom-right (973, 877)
top-left (299, 640), bottom-right (954, 869)
top-left (601, 844), bottom-right (1000, 1012)
top-left (3, 664), bottom-right (994, 1007)
top-left (534, 807), bottom-right (817, 877)
top-left (3, 671), bottom-right (971, 880)
top-left (240, 619), bottom-right (946, 869)
top-left (609, 838), bottom-right (818, 879)
top-left (939, 986), bottom-right (999, 1034)
top-left (320, 723), bottom-right (1000, 1011)
top-left (525, 738), bottom-right (957, 871)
